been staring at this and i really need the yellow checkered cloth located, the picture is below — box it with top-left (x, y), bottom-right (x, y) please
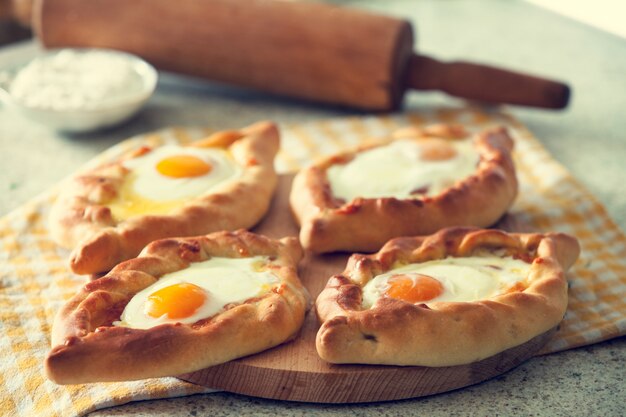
top-left (1, 108), bottom-right (625, 416)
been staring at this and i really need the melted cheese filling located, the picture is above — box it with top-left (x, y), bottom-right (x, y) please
top-left (326, 139), bottom-right (479, 202)
top-left (361, 255), bottom-right (531, 309)
top-left (116, 256), bottom-right (278, 329)
top-left (108, 145), bottom-right (242, 221)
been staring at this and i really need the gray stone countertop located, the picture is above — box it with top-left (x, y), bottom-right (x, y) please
top-left (1, 0), bottom-right (624, 416)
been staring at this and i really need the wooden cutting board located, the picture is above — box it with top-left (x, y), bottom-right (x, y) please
top-left (178, 175), bottom-right (554, 403)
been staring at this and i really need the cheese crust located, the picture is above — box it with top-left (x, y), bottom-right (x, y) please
top-left (46, 230), bottom-right (310, 384)
top-left (289, 124), bottom-right (518, 254)
top-left (315, 227), bottom-right (580, 367)
top-left (50, 121), bottom-right (279, 275)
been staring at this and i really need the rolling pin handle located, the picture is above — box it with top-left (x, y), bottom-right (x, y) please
top-left (406, 54), bottom-right (570, 109)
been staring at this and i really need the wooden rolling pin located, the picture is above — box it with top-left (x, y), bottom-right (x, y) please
top-left (19, 0), bottom-right (569, 111)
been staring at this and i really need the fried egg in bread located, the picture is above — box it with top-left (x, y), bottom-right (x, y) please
top-left (108, 145), bottom-right (242, 221)
top-left (326, 138), bottom-right (479, 202)
top-left (116, 256), bottom-right (278, 329)
top-left (362, 255), bottom-right (531, 308)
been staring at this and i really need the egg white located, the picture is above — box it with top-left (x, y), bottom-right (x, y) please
top-left (326, 138), bottom-right (479, 202)
top-left (108, 145), bottom-right (242, 220)
top-left (361, 255), bottom-right (531, 309)
top-left (115, 256), bottom-right (279, 329)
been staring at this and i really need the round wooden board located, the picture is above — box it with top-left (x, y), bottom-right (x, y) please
top-left (178, 175), bottom-right (555, 403)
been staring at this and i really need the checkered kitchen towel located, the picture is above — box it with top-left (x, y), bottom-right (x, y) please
top-left (1, 107), bottom-right (625, 416)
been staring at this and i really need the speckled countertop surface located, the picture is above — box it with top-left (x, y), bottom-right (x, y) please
top-left (1, 0), bottom-right (625, 416)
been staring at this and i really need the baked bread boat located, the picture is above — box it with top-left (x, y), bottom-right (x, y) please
top-left (46, 230), bottom-right (310, 384)
top-left (290, 124), bottom-right (518, 254)
top-left (50, 121), bottom-right (279, 275)
top-left (315, 227), bottom-right (580, 367)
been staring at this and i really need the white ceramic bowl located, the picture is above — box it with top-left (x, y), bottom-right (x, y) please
top-left (0, 48), bottom-right (158, 133)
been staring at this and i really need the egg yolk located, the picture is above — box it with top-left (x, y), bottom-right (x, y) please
top-left (156, 155), bottom-right (212, 178)
top-left (385, 273), bottom-right (444, 303)
top-left (144, 283), bottom-right (207, 319)
top-left (419, 141), bottom-right (457, 161)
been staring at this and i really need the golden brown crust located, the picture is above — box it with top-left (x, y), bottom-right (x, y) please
top-left (289, 124), bottom-right (518, 254)
top-left (46, 230), bottom-right (310, 384)
top-left (315, 227), bottom-right (580, 367)
top-left (50, 121), bottom-right (280, 275)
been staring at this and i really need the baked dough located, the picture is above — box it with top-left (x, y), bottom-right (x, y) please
top-left (315, 227), bottom-right (580, 367)
top-left (289, 124), bottom-right (518, 254)
top-left (46, 230), bottom-right (310, 384)
top-left (50, 121), bottom-right (279, 275)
